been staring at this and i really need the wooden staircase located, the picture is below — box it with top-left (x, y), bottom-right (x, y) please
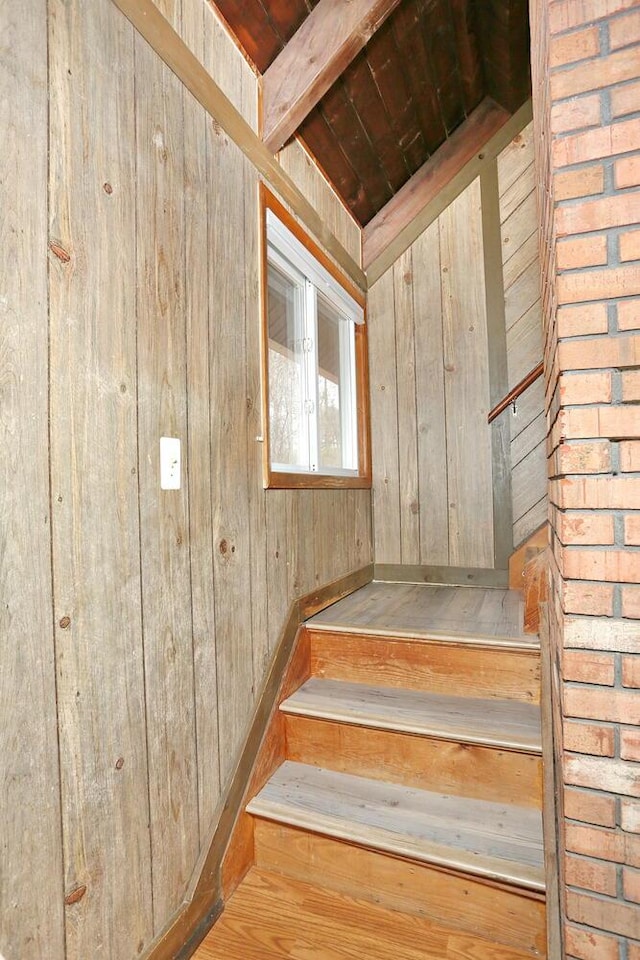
top-left (195, 584), bottom-right (546, 960)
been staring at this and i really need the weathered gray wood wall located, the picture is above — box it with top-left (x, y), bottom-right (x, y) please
top-left (0, 2), bottom-right (371, 958)
top-left (369, 124), bottom-right (545, 568)
top-left (498, 122), bottom-right (547, 546)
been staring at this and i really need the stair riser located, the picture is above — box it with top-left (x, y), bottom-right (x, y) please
top-left (253, 820), bottom-right (547, 957)
top-left (285, 714), bottom-right (542, 808)
top-left (308, 629), bottom-right (541, 703)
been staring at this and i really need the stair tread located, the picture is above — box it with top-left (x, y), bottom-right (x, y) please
top-left (247, 761), bottom-right (545, 892)
top-left (281, 678), bottom-right (542, 753)
top-left (307, 581), bottom-right (537, 647)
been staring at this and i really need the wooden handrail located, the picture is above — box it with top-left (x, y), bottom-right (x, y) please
top-left (488, 361), bottom-right (544, 424)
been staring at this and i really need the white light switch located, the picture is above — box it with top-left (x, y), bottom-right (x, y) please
top-left (160, 437), bottom-right (181, 490)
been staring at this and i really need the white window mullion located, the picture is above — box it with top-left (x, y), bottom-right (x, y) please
top-left (304, 279), bottom-right (319, 471)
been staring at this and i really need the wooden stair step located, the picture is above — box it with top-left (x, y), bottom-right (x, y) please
top-left (196, 867), bottom-right (541, 960)
top-left (308, 628), bottom-right (540, 703)
top-left (280, 677), bottom-right (542, 753)
top-left (247, 761), bottom-right (545, 892)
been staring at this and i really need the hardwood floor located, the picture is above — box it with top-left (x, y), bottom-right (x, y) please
top-left (195, 868), bottom-right (540, 960)
top-left (308, 581), bottom-right (531, 642)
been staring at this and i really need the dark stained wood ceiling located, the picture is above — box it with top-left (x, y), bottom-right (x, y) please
top-left (212, 0), bottom-right (531, 226)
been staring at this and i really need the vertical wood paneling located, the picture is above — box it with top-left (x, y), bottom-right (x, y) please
top-left (498, 122), bottom-right (546, 547)
top-left (440, 180), bottom-right (494, 568)
top-left (6, 6), bottom-right (373, 958)
top-left (181, 0), bottom-right (221, 843)
top-left (205, 14), bottom-right (254, 786)
top-left (48, 1), bottom-right (154, 955)
top-left (0, 3), bottom-right (64, 957)
top-left (368, 273), bottom-right (401, 562)
top-left (369, 172), bottom-right (538, 570)
top-left (412, 222), bottom-right (449, 565)
top-left (393, 250), bottom-right (420, 563)
top-left (135, 25), bottom-right (201, 924)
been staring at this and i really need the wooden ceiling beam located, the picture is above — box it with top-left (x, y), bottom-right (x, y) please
top-left (262, 0), bottom-right (403, 154)
top-left (363, 98), bottom-right (533, 284)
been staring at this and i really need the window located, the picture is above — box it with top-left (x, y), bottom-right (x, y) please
top-left (261, 189), bottom-right (370, 489)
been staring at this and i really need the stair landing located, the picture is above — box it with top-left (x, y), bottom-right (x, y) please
top-left (308, 581), bottom-right (534, 645)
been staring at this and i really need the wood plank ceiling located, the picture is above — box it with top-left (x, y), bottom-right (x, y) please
top-left (211, 0), bottom-right (531, 227)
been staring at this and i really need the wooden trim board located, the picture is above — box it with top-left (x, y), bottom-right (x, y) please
top-left (481, 160), bottom-right (513, 569)
top-left (374, 563), bottom-right (509, 588)
top-left (365, 99), bottom-right (533, 284)
top-left (109, 0), bottom-right (366, 292)
top-left (142, 564), bottom-right (374, 960)
top-left (263, 0), bottom-right (402, 152)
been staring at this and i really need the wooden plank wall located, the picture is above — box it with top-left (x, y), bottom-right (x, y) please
top-left (368, 179), bottom-right (494, 567)
top-left (369, 125), bottom-right (544, 567)
top-left (498, 122), bottom-right (547, 546)
top-left (0, 2), bottom-right (371, 959)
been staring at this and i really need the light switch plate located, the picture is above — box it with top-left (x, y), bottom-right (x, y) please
top-left (160, 437), bottom-right (181, 490)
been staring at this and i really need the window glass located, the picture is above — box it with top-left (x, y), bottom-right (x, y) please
top-left (262, 191), bottom-right (369, 488)
top-left (267, 263), bottom-right (307, 469)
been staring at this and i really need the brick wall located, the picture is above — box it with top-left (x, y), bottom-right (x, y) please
top-left (531, 0), bottom-right (640, 956)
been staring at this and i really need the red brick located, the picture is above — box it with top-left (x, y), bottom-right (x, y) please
top-left (550, 0), bottom-right (638, 33)
top-left (565, 853), bottom-right (618, 894)
top-left (564, 650), bottom-right (616, 684)
top-left (567, 889), bottom-right (640, 939)
top-left (556, 440), bottom-right (612, 474)
top-left (563, 579), bottom-right (615, 614)
top-left (558, 265), bottom-right (640, 304)
top-left (563, 546), bottom-right (640, 581)
top-left (616, 156), bottom-right (640, 190)
top-left (559, 334), bottom-right (640, 371)
top-left (557, 192), bottom-right (640, 237)
top-left (555, 165), bottom-right (605, 201)
top-left (559, 477), bottom-right (640, 510)
top-left (565, 923), bottom-right (620, 960)
top-left (565, 685), bottom-right (640, 723)
top-left (564, 787), bottom-right (617, 826)
top-left (550, 25), bottom-right (601, 66)
top-left (552, 95), bottom-right (602, 135)
top-left (622, 585), bottom-right (640, 617)
top-left (621, 228), bottom-right (640, 263)
top-left (564, 753), bottom-right (640, 797)
top-left (611, 79), bottom-right (640, 120)
top-left (610, 10), bottom-right (640, 50)
top-left (552, 50), bottom-right (640, 100)
top-left (623, 865), bottom-right (640, 904)
top-left (565, 821), bottom-right (626, 861)
top-left (557, 302), bottom-right (609, 337)
top-left (560, 406), bottom-right (640, 441)
top-left (621, 440), bottom-right (640, 470)
top-left (621, 727), bottom-right (640, 760)
top-left (618, 299), bottom-right (640, 331)
top-left (630, 944), bottom-right (640, 960)
top-left (622, 655), bottom-right (640, 686)
top-left (565, 719), bottom-right (616, 755)
top-left (558, 512), bottom-right (615, 546)
top-left (564, 615), bottom-right (640, 652)
top-left (557, 234), bottom-right (608, 269)
top-left (622, 797), bottom-right (640, 832)
top-left (622, 369), bottom-right (640, 402)
top-left (560, 371), bottom-right (612, 405)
